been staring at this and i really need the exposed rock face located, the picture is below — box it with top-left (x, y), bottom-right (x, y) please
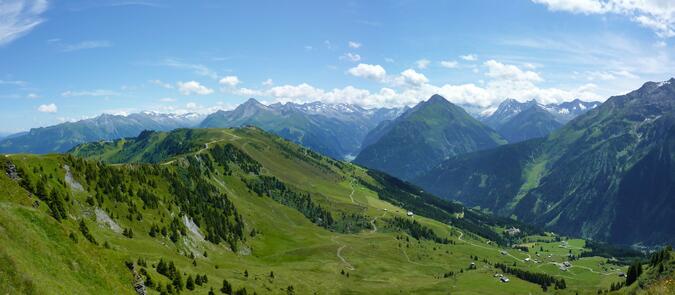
top-left (4, 160), bottom-right (20, 181)
top-left (95, 208), bottom-right (123, 234)
top-left (63, 165), bottom-right (84, 192)
top-left (129, 264), bottom-right (147, 295)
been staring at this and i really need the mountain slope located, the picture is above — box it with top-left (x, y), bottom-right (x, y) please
top-left (354, 94), bottom-right (506, 180)
top-left (2, 126), bottom-right (557, 293)
top-left (496, 105), bottom-right (563, 143)
top-left (1, 126), bottom-right (639, 293)
top-left (0, 112), bottom-right (203, 154)
top-left (200, 99), bottom-right (402, 159)
top-left (415, 79), bottom-right (675, 245)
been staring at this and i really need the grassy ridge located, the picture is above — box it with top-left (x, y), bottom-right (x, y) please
top-left (0, 127), bottom-right (639, 294)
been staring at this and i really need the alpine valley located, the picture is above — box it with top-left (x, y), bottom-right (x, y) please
top-left (1, 80), bottom-right (673, 294)
top-left (4, 2), bottom-right (674, 294)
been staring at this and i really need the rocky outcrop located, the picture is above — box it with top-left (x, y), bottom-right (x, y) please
top-left (4, 160), bottom-right (20, 181)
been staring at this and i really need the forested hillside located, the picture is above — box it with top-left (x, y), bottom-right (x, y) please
top-left (1, 127), bottom-right (639, 294)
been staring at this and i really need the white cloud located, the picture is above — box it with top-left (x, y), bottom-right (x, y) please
top-left (222, 59), bottom-right (603, 110)
top-left (61, 89), bottom-right (119, 97)
top-left (347, 63), bottom-right (387, 81)
top-left (484, 60), bottom-right (543, 82)
top-left (416, 58), bottom-right (431, 69)
top-left (262, 78), bottom-right (273, 86)
top-left (440, 60), bottom-right (458, 68)
top-left (219, 75), bottom-right (240, 87)
top-left (348, 41), bottom-right (362, 48)
top-left (0, 0), bottom-right (48, 46)
top-left (159, 97), bottom-right (176, 102)
top-left (151, 101), bottom-right (235, 115)
top-left (26, 92), bottom-right (38, 98)
top-left (460, 54), bottom-right (478, 61)
top-left (532, 0), bottom-right (675, 38)
top-left (176, 81), bottom-right (213, 95)
top-left (396, 69), bottom-right (429, 87)
top-left (37, 103), bottom-right (57, 113)
top-left (340, 52), bottom-right (362, 62)
top-left (267, 83), bottom-right (324, 99)
top-left (384, 57), bottom-right (395, 63)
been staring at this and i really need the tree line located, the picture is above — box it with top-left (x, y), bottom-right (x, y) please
top-left (494, 262), bottom-right (566, 291)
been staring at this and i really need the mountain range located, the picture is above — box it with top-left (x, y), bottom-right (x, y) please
top-left (481, 98), bottom-right (600, 127)
top-left (414, 79), bottom-right (675, 245)
top-left (481, 98), bottom-right (600, 143)
top-left (0, 97), bottom-right (595, 160)
top-left (0, 112), bottom-right (203, 154)
top-left (199, 98), bottom-right (404, 159)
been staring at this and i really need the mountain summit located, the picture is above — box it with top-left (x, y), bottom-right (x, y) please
top-left (354, 94), bottom-right (506, 180)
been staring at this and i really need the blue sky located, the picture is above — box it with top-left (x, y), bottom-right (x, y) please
top-left (1, 0), bottom-right (674, 133)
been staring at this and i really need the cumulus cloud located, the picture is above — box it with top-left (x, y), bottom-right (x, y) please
top-left (219, 75), bottom-right (240, 87)
top-left (416, 58), bottom-right (430, 69)
top-left (37, 103), bottom-right (57, 113)
top-left (151, 101), bottom-right (235, 115)
top-left (176, 81), bottom-right (213, 95)
top-left (460, 54), bottom-right (478, 61)
top-left (440, 60), bottom-right (458, 68)
top-left (0, 0), bottom-right (48, 46)
top-left (262, 78), bottom-right (274, 86)
top-left (267, 83), bottom-right (324, 99)
top-left (348, 41), bottom-right (362, 48)
top-left (222, 60), bottom-right (602, 110)
top-left (340, 52), bottom-right (361, 62)
top-left (532, 0), bottom-right (675, 38)
top-left (347, 63), bottom-right (387, 81)
top-left (484, 60), bottom-right (543, 82)
top-left (396, 69), bottom-right (429, 87)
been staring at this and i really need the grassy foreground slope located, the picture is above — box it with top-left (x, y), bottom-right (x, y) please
top-left (1, 127), bottom-right (636, 294)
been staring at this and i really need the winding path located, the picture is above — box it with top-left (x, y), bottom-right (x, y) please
top-left (161, 139), bottom-right (225, 165)
top-left (369, 211), bottom-right (387, 234)
top-left (331, 236), bottom-right (355, 270)
top-left (348, 179), bottom-right (356, 204)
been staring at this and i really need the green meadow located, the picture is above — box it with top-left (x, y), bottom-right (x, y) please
top-left (0, 128), bottom-right (641, 294)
